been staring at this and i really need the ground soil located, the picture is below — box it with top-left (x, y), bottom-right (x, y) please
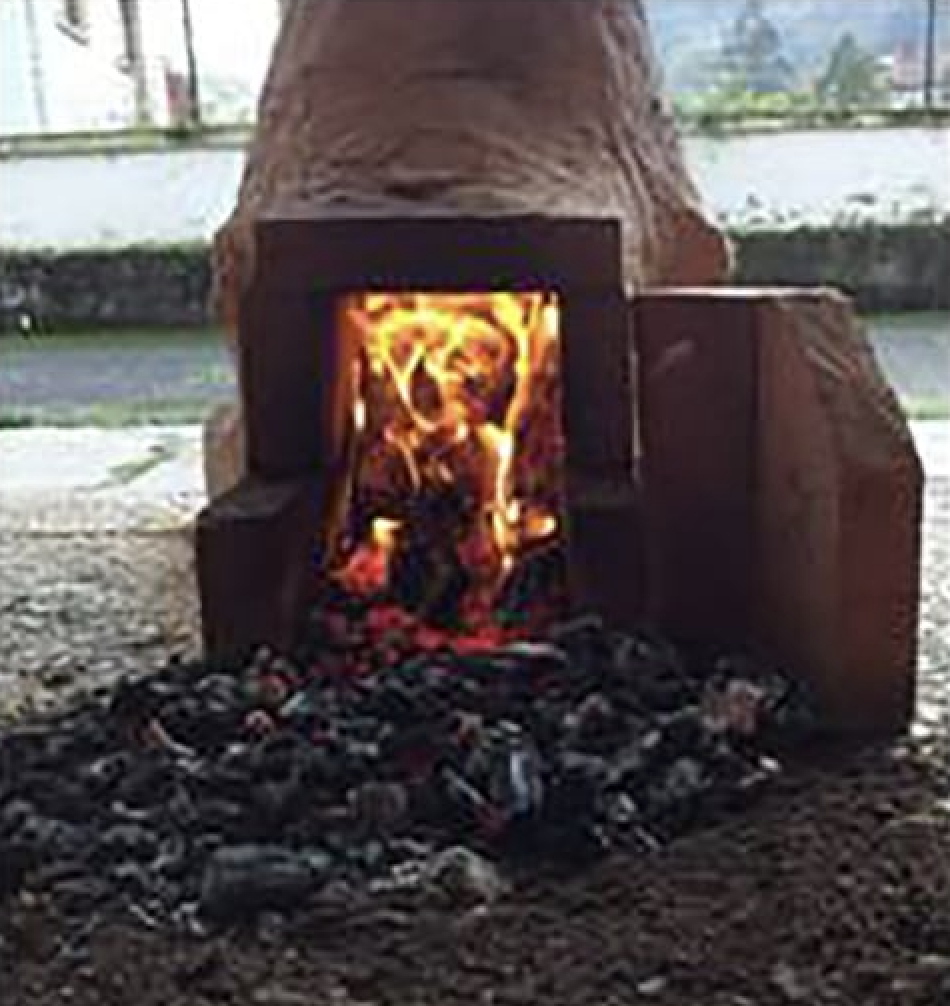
top-left (1, 481), bottom-right (947, 1006)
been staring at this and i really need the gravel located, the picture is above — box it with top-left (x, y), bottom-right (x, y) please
top-left (0, 492), bottom-right (200, 721)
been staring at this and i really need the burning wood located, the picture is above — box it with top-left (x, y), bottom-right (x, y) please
top-left (334, 292), bottom-right (563, 617)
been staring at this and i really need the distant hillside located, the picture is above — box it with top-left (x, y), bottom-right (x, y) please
top-left (645, 0), bottom-right (948, 92)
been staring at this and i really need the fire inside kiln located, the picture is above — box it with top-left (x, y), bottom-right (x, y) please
top-left (332, 292), bottom-right (565, 624)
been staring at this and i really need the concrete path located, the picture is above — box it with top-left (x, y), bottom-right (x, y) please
top-left (868, 315), bottom-right (950, 404)
top-left (0, 426), bottom-right (205, 534)
top-left (1, 421), bottom-right (947, 506)
top-left (0, 426), bottom-right (204, 496)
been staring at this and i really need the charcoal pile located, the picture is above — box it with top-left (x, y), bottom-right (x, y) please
top-left (0, 600), bottom-right (813, 930)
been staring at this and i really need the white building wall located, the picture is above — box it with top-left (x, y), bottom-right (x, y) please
top-left (687, 126), bottom-right (950, 228)
top-left (38, 2), bottom-right (134, 133)
top-left (0, 0), bottom-right (46, 134)
top-left (135, 0), bottom-right (193, 128)
top-left (0, 0), bottom-right (135, 135)
top-left (0, 127), bottom-right (946, 251)
top-left (0, 0), bottom-right (281, 135)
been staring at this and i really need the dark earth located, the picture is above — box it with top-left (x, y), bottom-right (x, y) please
top-left (2, 738), bottom-right (948, 1006)
top-left (1, 477), bottom-right (948, 1006)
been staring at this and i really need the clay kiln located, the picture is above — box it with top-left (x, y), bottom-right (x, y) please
top-left (196, 0), bottom-right (923, 734)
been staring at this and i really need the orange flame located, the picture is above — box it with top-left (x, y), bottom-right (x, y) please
top-left (336, 292), bottom-right (561, 600)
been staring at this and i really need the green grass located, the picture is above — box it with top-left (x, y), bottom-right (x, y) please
top-left (863, 312), bottom-right (950, 335)
top-left (0, 400), bottom-right (215, 428)
top-left (901, 396), bottom-right (950, 421)
top-left (0, 328), bottom-right (226, 353)
top-left (5, 395), bottom-right (946, 429)
top-left (0, 412), bottom-right (40, 430)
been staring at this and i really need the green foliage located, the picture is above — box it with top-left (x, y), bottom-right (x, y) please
top-left (900, 396), bottom-right (950, 420)
top-left (815, 33), bottom-right (887, 110)
top-left (675, 85), bottom-right (820, 127)
top-left (715, 0), bottom-right (794, 94)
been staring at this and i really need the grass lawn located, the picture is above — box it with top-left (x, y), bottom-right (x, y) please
top-left (862, 311), bottom-right (950, 335)
top-left (0, 401), bottom-right (223, 428)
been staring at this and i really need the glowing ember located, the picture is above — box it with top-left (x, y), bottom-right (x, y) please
top-left (334, 292), bottom-right (563, 619)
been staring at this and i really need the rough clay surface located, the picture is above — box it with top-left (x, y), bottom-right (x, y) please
top-left (212, 0), bottom-right (729, 329)
top-left (205, 0), bottom-right (730, 496)
top-left (0, 477), bottom-right (948, 1005)
top-left (754, 292), bottom-right (923, 730)
top-left (202, 402), bottom-right (245, 501)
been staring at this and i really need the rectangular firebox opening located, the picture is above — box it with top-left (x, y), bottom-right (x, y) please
top-left (329, 291), bottom-right (567, 634)
top-left (196, 214), bottom-right (644, 665)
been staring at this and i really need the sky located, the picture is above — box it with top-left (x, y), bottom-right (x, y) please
top-left (145, 0), bottom-right (280, 81)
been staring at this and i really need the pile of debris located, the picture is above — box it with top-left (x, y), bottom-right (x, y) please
top-left (0, 599), bottom-right (813, 929)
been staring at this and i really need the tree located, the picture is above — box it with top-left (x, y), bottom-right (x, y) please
top-left (816, 33), bottom-right (885, 110)
top-left (718, 0), bottom-right (793, 94)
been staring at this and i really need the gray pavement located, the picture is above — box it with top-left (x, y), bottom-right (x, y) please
top-left (0, 315), bottom-right (947, 425)
top-left (867, 315), bottom-right (950, 404)
top-left (0, 330), bottom-right (234, 423)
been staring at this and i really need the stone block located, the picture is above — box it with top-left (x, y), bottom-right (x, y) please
top-left (203, 400), bottom-right (246, 500)
top-left (753, 290), bottom-right (922, 732)
top-left (634, 289), bottom-right (922, 733)
top-left (564, 472), bottom-right (646, 631)
top-left (195, 477), bottom-right (325, 663)
top-left (560, 291), bottom-right (635, 475)
top-left (634, 292), bottom-right (757, 652)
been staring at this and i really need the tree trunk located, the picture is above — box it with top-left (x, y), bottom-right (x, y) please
top-left (212, 0), bottom-right (728, 328)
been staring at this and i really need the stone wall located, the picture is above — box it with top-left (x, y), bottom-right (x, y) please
top-left (736, 223), bottom-right (950, 314)
top-left (2, 126), bottom-right (946, 250)
top-left (0, 246), bottom-right (210, 331)
top-left (1, 222), bottom-right (947, 331)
